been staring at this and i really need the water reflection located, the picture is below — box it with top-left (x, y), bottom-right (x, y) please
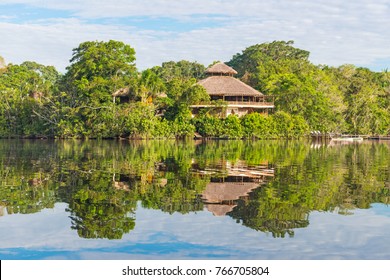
top-left (192, 159), bottom-right (274, 216)
top-left (0, 139), bottom-right (389, 241)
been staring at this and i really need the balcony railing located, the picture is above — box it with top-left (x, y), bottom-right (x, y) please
top-left (191, 96), bottom-right (274, 108)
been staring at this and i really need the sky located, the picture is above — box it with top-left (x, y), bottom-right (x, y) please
top-left (0, 0), bottom-right (389, 72)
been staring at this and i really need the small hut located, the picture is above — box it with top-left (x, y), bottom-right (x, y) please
top-left (112, 87), bottom-right (130, 103)
top-left (191, 62), bottom-right (274, 117)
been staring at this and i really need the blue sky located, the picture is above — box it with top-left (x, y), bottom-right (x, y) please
top-left (0, 0), bottom-right (389, 72)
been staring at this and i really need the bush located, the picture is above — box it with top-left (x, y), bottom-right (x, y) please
top-left (222, 115), bottom-right (243, 138)
top-left (241, 112), bottom-right (273, 139)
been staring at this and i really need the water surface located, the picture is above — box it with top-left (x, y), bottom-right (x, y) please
top-left (0, 139), bottom-right (389, 259)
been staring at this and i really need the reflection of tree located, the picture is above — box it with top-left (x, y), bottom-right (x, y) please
top-left (59, 165), bottom-right (138, 240)
top-left (138, 178), bottom-right (206, 214)
top-left (111, 141), bottom-right (208, 214)
top-left (0, 139), bottom-right (389, 240)
top-left (229, 142), bottom-right (390, 237)
top-left (0, 179), bottom-right (57, 215)
top-left (0, 140), bottom-right (58, 215)
top-left (340, 144), bottom-right (390, 208)
top-left (229, 190), bottom-right (309, 238)
top-left (67, 183), bottom-right (137, 239)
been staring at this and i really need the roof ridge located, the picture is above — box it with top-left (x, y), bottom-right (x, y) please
top-left (206, 62), bottom-right (238, 75)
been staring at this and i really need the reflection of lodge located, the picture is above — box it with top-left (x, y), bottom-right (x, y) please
top-left (193, 160), bottom-right (274, 216)
top-left (110, 160), bottom-right (274, 217)
top-left (202, 177), bottom-right (261, 216)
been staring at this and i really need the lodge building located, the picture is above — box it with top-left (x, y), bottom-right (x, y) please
top-left (191, 62), bottom-right (274, 117)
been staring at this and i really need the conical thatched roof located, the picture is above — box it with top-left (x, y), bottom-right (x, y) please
top-left (198, 76), bottom-right (263, 97)
top-left (198, 62), bottom-right (263, 97)
top-left (206, 62), bottom-right (237, 75)
top-left (201, 182), bottom-right (260, 203)
top-left (205, 204), bottom-right (235, 216)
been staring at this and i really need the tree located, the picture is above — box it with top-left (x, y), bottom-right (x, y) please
top-left (327, 65), bottom-right (390, 134)
top-left (228, 40), bottom-right (310, 90)
top-left (151, 60), bottom-right (206, 82)
top-left (0, 56), bottom-right (6, 71)
top-left (59, 40), bottom-right (138, 137)
top-left (228, 41), bottom-right (349, 132)
top-left (241, 112), bottom-right (274, 139)
top-left (133, 69), bottom-right (166, 103)
top-left (0, 62), bottom-right (60, 137)
top-left (266, 70), bottom-right (335, 131)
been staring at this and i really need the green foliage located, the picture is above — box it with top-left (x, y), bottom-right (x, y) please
top-left (181, 83), bottom-right (209, 105)
top-left (0, 62), bottom-right (60, 137)
top-left (193, 112), bottom-right (308, 139)
top-left (222, 115), bottom-right (243, 138)
top-left (228, 40), bottom-right (310, 90)
top-left (241, 112), bottom-right (273, 138)
top-left (66, 40), bottom-right (136, 81)
top-left (1, 40), bottom-right (389, 138)
top-left (114, 103), bottom-right (158, 138)
top-left (151, 60), bottom-right (206, 82)
top-left (193, 114), bottom-right (224, 137)
top-left (57, 40), bottom-right (138, 138)
top-left (132, 69), bottom-right (166, 102)
top-left (324, 65), bottom-right (390, 134)
top-left (169, 104), bottom-right (196, 138)
top-left (241, 111), bottom-right (308, 138)
top-left (228, 41), bottom-right (389, 134)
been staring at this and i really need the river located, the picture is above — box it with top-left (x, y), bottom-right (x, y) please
top-left (0, 139), bottom-right (389, 259)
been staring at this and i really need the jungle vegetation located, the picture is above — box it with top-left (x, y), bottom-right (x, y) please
top-left (0, 40), bottom-right (389, 139)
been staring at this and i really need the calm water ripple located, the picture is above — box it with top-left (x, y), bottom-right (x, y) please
top-left (0, 139), bottom-right (389, 259)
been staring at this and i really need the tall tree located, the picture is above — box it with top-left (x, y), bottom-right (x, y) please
top-left (228, 40), bottom-right (310, 90)
top-left (228, 41), bottom-right (348, 132)
top-left (59, 40), bottom-right (137, 137)
top-left (0, 62), bottom-right (60, 137)
top-left (326, 65), bottom-right (390, 134)
top-left (151, 60), bottom-right (206, 82)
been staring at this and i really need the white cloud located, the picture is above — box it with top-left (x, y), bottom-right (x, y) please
top-left (0, 0), bottom-right (389, 71)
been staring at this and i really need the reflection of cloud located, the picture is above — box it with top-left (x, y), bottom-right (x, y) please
top-left (1, 203), bottom-right (390, 259)
top-left (370, 203), bottom-right (390, 218)
top-left (0, 0), bottom-right (389, 71)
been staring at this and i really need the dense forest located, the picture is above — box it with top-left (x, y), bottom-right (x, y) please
top-left (0, 40), bottom-right (389, 139)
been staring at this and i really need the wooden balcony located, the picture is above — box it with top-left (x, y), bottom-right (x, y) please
top-left (190, 96), bottom-right (274, 109)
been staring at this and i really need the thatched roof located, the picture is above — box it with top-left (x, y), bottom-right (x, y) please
top-left (205, 204), bottom-right (235, 216)
top-left (206, 62), bottom-right (237, 75)
top-left (198, 76), bottom-right (263, 97)
top-left (112, 87), bottom-right (129, 97)
top-left (198, 62), bottom-right (264, 97)
top-left (201, 182), bottom-right (260, 203)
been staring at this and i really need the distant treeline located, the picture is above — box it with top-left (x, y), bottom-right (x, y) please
top-left (0, 40), bottom-right (389, 139)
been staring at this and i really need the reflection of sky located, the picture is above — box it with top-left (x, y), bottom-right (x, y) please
top-left (1, 202), bottom-right (390, 260)
top-left (370, 203), bottom-right (390, 218)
